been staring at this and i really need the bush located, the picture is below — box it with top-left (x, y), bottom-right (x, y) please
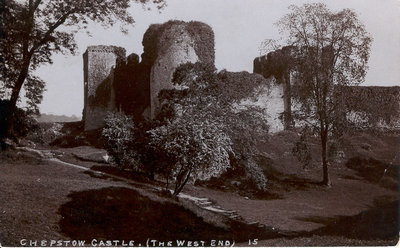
top-left (243, 158), bottom-right (268, 191)
top-left (149, 118), bottom-right (233, 196)
top-left (102, 112), bottom-right (141, 171)
top-left (0, 100), bottom-right (40, 145)
top-left (292, 131), bottom-right (312, 169)
top-left (28, 122), bottom-right (64, 145)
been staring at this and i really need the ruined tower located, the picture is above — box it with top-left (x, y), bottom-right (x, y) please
top-left (81, 21), bottom-right (214, 129)
top-left (142, 21), bottom-right (215, 118)
top-left (253, 46), bottom-right (296, 132)
top-left (83, 45), bottom-right (126, 131)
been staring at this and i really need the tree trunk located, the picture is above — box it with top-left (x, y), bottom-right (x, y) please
top-left (5, 63), bottom-right (30, 138)
top-left (320, 131), bottom-right (331, 186)
top-left (173, 168), bottom-right (192, 197)
top-left (282, 72), bottom-right (293, 129)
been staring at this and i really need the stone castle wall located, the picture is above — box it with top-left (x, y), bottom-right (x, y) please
top-left (253, 48), bottom-right (295, 132)
top-left (142, 21), bottom-right (215, 118)
top-left (341, 86), bottom-right (400, 130)
top-left (240, 77), bottom-right (286, 133)
top-left (253, 49), bottom-right (400, 132)
top-left (83, 45), bottom-right (126, 131)
top-left (82, 21), bottom-right (214, 128)
top-left (149, 24), bottom-right (198, 118)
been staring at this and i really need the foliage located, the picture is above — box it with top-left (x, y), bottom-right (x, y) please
top-left (27, 122), bottom-right (64, 145)
top-left (142, 20), bottom-right (215, 66)
top-left (102, 112), bottom-right (162, 178)
top-left (243, 158), bottom-right (267, 191)
top-left (102, 112), bottom-right (141, 171)
top-left (150, 62), bottom-right (270, 195)
top-left (149, 118), bottom-right (233, 196)
top-left (0, 100), bottom-right (39, 143)
top-left (273, 3), bottom-right (372, 185)
top-left (186, 21), bottom-right (215, 64)
top-left (292, 130), bottom-right (312, 169)
top-left (339, 86), bottom-right (400, 130)
top-left (22, 75), bottom-right (46, 114)
top-left (0, 0), bottom-right (165, 137)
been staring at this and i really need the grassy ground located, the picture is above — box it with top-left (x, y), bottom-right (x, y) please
top-left (0, 131), bottom-right (398, 246)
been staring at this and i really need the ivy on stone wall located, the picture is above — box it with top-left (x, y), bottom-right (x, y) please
top-left (340, 86), bottom-right (400, 127)
top-left (253, 46), bottom-right (295, 81)
top-left (142, 20), bottom-right (215, 66)
top-left (113, 53), bottom-right (151, 120)
top-left (186, 21), bottom-right (215, 64)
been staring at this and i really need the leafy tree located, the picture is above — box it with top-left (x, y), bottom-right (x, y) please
top-left (149, 117), bottom-right (233, 196)
top-left (0, 99), bottom-right (39, 148)
top-left (102, 112), bottom-right (163, 179)
top-left (275, 3), bottom-right (372, 185)
top-left (0, 0), bottom-right (165, 138)
top-left (149, 63), bottom-right (269, 196)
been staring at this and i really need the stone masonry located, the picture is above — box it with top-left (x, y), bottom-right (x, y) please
top-left (253, 48), bottom-right (400, 132)
top-left (83, 45), bottom-right (126, 131)
top-left (82, 21), bottom-right (215, 129)
top-left (149, 23), bottom-right (199, 118)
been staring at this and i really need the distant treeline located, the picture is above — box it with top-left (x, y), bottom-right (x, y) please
top-left (36, 113), bottom-right (81, 123)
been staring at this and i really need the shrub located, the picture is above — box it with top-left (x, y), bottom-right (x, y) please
top-left (292, 131), bottom-right (312, 169)
top-left (102, 112), bottom-right (141, 171)
top-left (149, 118), bottom-right (232, 196)
top-left (28, 122), bottom-right (64, 145)
top-left (0, 99), bottom-right (40, 145)
top-left (243, 158), bottom-right (268, 191)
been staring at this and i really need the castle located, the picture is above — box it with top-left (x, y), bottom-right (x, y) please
top-left (82, 20), bottom-right (214, 131)
top-left (82, 20), bottom-right (400, 132)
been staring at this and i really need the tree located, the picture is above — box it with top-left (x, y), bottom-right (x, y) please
top-left (276, 3), bottom-right (372, 186)
top-left (149, 62), bottom-right (270, 196)
top-left (149, 116), bottom-right (233, 197)
top-left (0, 0), bottom-right (165, 138)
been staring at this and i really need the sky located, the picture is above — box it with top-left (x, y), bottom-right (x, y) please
top-left (33, 0), bottom-right (400, 117)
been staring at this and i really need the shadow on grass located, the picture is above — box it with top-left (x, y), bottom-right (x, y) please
top-left (59, 187), bottom-right (232, 242)
top-left (295, 200), bottom-right (399, 242)
top-left (279, 176), bottom-right (324, 190)
top-left (345, 157), bottom-right (398, 191)
top-left (59, 187), bottom-right (277, 244)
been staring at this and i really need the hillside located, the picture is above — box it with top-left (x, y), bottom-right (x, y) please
top-left (36, 113), bottom-right (81, 123)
